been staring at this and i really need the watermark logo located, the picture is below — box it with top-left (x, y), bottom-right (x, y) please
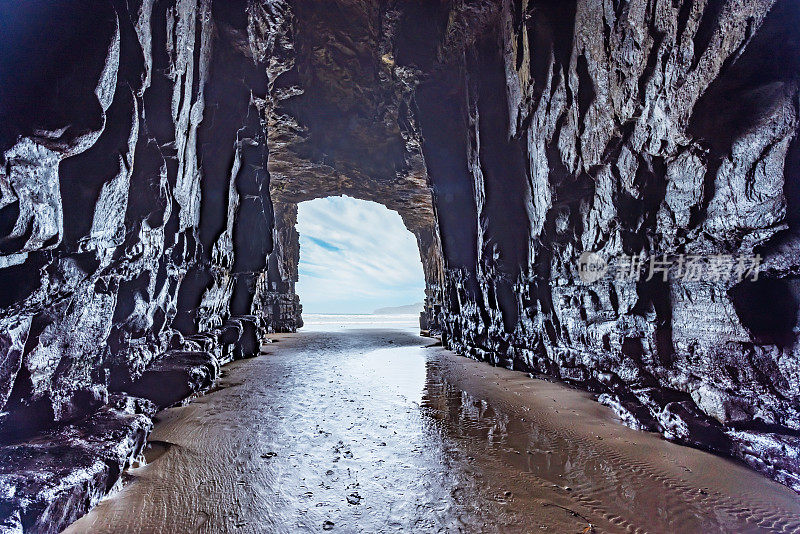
top-left (575, 252), bottom-right (762, 283)
top-left (578, 251), bottom-right (609, 283)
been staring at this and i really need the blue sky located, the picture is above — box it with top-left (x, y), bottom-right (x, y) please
top-left (296, 196), bottom-right (426, 314)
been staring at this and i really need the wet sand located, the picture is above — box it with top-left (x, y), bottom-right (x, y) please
top-left (65, 323), bottom-right (800, 533)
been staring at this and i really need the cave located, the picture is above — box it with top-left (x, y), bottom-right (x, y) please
top-left (1, 0), bottom-right (800, 532)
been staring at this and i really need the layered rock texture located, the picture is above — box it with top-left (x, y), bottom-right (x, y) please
top-left (0, 0), bottom-right (799, 530)
top-left (414, 0), bottom-right (800, 492)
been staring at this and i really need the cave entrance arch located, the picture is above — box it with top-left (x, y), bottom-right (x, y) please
top-left (295, 195), bottom-right (426, 317)
top-left (259, 189), bottom-right (444, 333)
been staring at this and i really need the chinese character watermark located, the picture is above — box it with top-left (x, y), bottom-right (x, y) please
top-left (576, 252), bottom-right (761, 283)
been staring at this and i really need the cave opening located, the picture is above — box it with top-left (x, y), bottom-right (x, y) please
top-left (294, 195), bottom-right (427, 318)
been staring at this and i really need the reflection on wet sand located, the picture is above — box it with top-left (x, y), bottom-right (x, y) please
top-left (422, 354), bottom-right (800, 532)
top-left (66, 326), bottom-right (800, 533)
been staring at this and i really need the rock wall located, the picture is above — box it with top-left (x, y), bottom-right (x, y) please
top-left (1, 0), bottom-right (799, 530)
top-left (0, 2), bottom-right (298, 530)
top-left (402, 0), bottom-right (800, 490)
top-left (0, 0), bottom-right (277, 436)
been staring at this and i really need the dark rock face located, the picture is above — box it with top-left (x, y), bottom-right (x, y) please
top-left (407, 0), bottom-right (800, 492)
top-left (0, 406), bottom-right (151, 534)
top-left (0, 0), bottom-right (799, 530)
top-left (121, 351), bottom-right (218, 409)
top-left (0, 1), bottom-right (295, 530)
top-left (0, 1), bottom-right (288, 424)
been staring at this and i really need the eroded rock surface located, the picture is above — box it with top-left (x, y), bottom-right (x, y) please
top-left (0, 0), bottom-right (799, 530)
top-left (0, 407), bottom-right (151, 534)
top-left (405, 0), bottom-right (800, 493)
top-left (0, 1), bottom-right (295, 530)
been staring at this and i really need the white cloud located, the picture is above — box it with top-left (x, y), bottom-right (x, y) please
top-left (295, 196), bottom-right (426, 314)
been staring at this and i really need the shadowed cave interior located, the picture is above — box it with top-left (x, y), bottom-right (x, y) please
top-left (0, 0), bottom-right (800, 532)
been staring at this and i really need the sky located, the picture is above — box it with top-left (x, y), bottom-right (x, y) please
top-left (295, 196), bottom-right (426, 314)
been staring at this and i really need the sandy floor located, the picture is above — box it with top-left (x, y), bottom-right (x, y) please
top-left (65, 324), bottom-right (800, 533)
